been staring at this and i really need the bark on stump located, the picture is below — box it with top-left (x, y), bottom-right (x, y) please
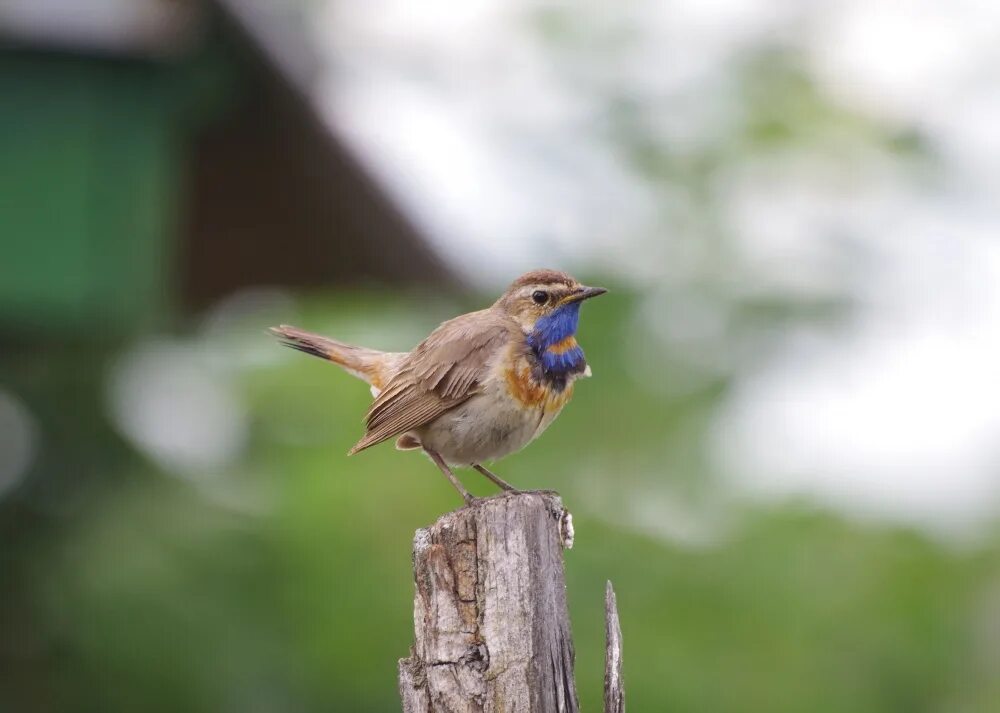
top-left (398, 491), bottom-right (578, 712)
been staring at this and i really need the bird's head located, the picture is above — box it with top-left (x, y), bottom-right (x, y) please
top-left (496, 269), bottom-right (607, 367)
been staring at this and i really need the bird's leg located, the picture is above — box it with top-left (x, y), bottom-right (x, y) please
top-left (473, 464), bottom-right (521, 493)
top-left (425, 449), bottom-right (478, 505)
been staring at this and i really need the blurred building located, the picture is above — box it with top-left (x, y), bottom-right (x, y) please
top-left (0, 0), bottom-right (452, 338)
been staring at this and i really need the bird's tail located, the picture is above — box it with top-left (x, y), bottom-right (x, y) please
top-left (269, 324), bottom-right (398, 391)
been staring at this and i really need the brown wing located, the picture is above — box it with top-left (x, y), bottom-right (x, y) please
top-left (348, 309), bottom-right (514, 454)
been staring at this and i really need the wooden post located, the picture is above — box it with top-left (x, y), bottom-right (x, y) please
top-left (398, 491), bottom-right (579, 712)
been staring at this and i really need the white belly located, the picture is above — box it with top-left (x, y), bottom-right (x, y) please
top-left (415, 384), bottom-right (548, 466)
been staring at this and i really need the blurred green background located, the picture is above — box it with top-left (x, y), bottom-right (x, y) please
top-left (2, 1), bottom-right (1000, 712)
top-left (5, 292), bottom-right (1000, 713)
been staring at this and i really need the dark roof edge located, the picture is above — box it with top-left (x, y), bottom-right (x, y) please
top-left (214, 0), bottom-right (462, 289)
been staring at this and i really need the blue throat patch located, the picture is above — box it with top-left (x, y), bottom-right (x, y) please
top-left (527, 302), bottom-right (586, 375)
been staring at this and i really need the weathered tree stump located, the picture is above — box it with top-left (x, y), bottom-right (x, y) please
top-left (398, 491), bottom-right (579, 712)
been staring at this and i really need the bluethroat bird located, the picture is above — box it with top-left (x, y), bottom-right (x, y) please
top-left (270, 269), bottom-right (607, 503)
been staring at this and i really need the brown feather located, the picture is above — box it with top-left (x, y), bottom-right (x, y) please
top-left (507, 268), bottom-right (575, 289)
top-left (348, 309), bottom-right (514, 455)
top-left (269, 324), bottom-right (398, 389)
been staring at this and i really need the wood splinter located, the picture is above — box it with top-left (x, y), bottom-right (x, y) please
top-left (603, 580), bottom-right (625, 713)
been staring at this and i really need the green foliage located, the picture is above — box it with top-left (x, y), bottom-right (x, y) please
top-left (4, 294), bottom-right (998, 712)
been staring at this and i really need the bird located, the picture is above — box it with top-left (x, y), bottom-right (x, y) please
top-left (270, 269), bottom-right (607, 503)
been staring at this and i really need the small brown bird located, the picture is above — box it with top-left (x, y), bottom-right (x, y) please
top-left (270, 269), bottom-right (606, 502)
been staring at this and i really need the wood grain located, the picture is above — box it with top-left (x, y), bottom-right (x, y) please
top-left (603, 581), bottom-right (625, 713)
top-left (398, 491), bottom-right (579, 712)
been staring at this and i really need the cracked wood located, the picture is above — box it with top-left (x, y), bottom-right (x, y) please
top-left (398, 491), bottom-right (579, 712)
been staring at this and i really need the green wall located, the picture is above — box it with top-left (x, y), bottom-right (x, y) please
top-left (0, 50), bottom-right (223, 336)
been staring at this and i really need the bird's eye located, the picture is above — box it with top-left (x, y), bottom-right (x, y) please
top-left (531, 290), bottom-right (549, 305)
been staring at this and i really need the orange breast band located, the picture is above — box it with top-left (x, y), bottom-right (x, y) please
top-left (505, 366), bottom-right (548, 407)
top-left (505, 365), bottom-right (576, 410)
top-left (546, 336), bottom-right (579, 355)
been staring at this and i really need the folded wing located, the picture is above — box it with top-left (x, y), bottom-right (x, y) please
top-left (348, 310), bottom-right (513, 454)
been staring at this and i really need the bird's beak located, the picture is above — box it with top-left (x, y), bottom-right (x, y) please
top-left (564, 285), bottom-right (609, 304)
